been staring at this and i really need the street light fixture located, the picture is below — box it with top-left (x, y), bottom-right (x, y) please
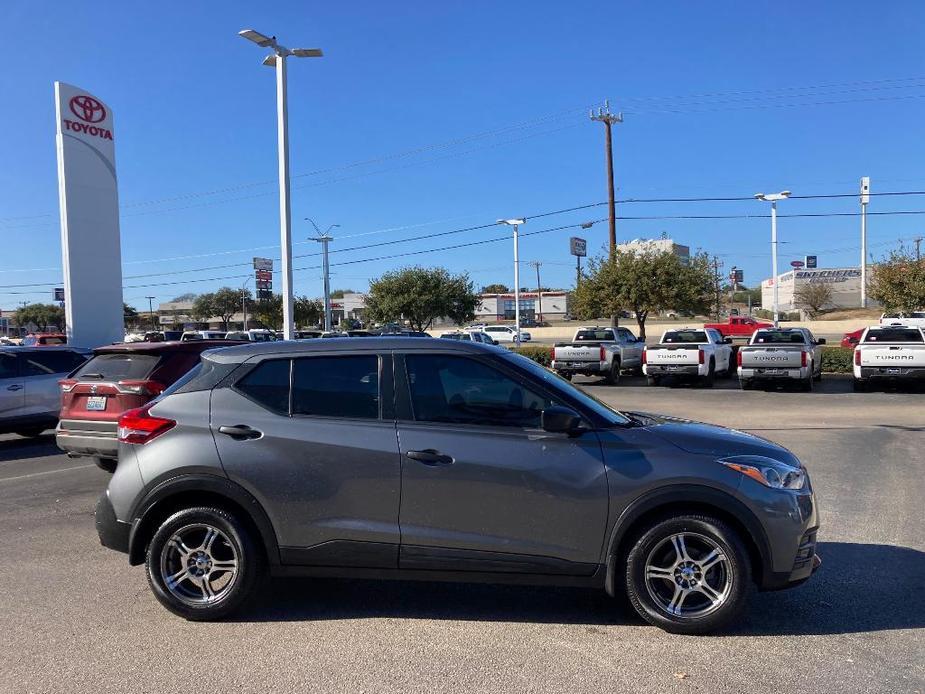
top-left (307, 218), bottom-right (340, 332)
top-left (238, 28), bottom-right (323, 341)
top-left (754, 191), bottom-right (791, 326)
top-left (497, 219), bottom-right (526, 343)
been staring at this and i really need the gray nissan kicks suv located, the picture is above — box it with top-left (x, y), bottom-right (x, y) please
top-left (96, 338), bottom-right (819, 633)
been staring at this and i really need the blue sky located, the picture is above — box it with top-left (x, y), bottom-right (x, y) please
top-left (2, 1), bottom-right (925, 309)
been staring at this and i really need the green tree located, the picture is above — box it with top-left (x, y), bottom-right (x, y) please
top-left (15, 303), bottom-right (65, 332)
top-left (192, 288), bottom-right (247, 330)
top-left (480, 283), bottom-right (509, 294)
top-left (868, 247), bottom-right (925, 312)
top-left (366, 266), bottom-right (480, 332)
top-left (191, 293), bottom-right (217, 323)
top-left (330, 288), bottom-right (355, 300)
top-left (252, 294), bottom-right (282, 330)
top-left (793, 282), bottom-right (833, 318)
top-left (170, 292), bottom-right (199, 303)
top-left (123, 303), bottom-right (139, 328)
top-left (571, 250), bottom-right (713, 339)
top-left (295, 296), bottom-right (323, 327)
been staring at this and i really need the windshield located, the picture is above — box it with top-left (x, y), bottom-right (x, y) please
top-left (863, 328), bottom-right (924, 343)
top-left (753, 331), bottom-right (808, 344)
top-left (662, 330), bottom-right (708, 343)
top-left (500, 351), bottom-right (631, 426)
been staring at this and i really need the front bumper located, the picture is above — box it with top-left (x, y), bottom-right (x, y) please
top-left (95, 491), bottom-right (130, 554)
top-left (56, 419), bottom-right (119, 459)
top-left (761, 527), bottom-right (822, 590)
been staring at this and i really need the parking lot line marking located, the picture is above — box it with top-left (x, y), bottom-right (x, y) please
top-left (0, 464), bottom-right (94, 483)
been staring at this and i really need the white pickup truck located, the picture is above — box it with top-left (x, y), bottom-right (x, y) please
top-left (642, 328), bottom-right (734, 387)
top-left (550, 326), bottom-right (644, 385)
top-left (853, 325), bottom-right (925, 391)
top-left (737, 328), bottom-right (825, 391)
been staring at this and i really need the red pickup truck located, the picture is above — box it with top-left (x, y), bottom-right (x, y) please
top-left (703, 316), bottom-right (774, 338)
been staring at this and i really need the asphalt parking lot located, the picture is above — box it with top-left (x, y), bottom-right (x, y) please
top-left (0, 374), bottom-right (922, 694)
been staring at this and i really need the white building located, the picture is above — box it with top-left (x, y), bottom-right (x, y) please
top-left (617, 238), bottom-right (690, 264)
top-left (475, 292), bottom-right (569, 322)
top-left (761, 267), bottom-right (878, 311)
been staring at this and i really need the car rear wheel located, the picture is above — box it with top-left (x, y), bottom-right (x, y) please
top-left (702, 359), bottom-right (715, 388)
top-left (146, 507), bottom-right (262, 621)
top-left (646, 375), bottom-right (661, 387)
top-left (801, 369), bottom-right (814, 392)
top-left (606, 361), bottom-right (621, 386)
top-left (853, 379), bottom-right (869, 392)
top-left (625, 515), bottom-right (750, 634)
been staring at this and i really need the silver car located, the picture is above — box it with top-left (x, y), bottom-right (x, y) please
top-left (96, 338), bottom-right (819, 633)
top-left (0, 346), bottom-right (90, 437)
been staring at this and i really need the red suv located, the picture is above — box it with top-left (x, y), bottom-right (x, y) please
top-left (55, 341), bottom-right (239, 471)
top-left (23, 333), bottom-right (67, 346)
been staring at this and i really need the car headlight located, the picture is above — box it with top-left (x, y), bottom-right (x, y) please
top-left (718, 455), bottom-right (805, 490)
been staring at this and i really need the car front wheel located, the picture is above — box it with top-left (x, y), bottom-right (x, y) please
top-left (625, 515), bottom-right (751, 634)
top-left (146, 506), bottom-right (262, 620)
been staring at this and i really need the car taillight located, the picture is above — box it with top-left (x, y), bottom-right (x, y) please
top-left (599, 345), bottom-right (606, 362)
top-left (855, 349), bottom-right (861, 366)
top-left (801, 351), bottom-right (807, 367)
top-left (698, 348), bottom-right (705, 364)
top-left (115, 380), bottom-right (165, 396)
top-left (59, 378), bottom-right (77, 393)
top-left (117, 405), bottom-right (175, 445)
top-left (549, 346), bottom-right (555, 362)
top-left (736, 350), bottom-right (743, 367)
top-left (642, 348), bottom-right (647, 364)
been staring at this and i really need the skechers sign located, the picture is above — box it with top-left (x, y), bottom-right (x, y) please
top-left (62, 94), bottom-right (113, 140)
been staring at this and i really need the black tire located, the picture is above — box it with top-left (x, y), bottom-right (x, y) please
top-left (739, 379), bottom-right (752, 390)
top-left (95, 457), bottom-right (117, 474)
top-left (560, 373), bottom-right (573, 382)
top-left (801, 372), bottom-right (813, 392)
top-left (725, 351), bottom-right (738, 378)
top-left (624, 514), bottom-right (751, 635)
top-left (701, 359), bottom-right (715, 388)
top-left (146, 506), bottom-right (263, 621)
top-left (15, 427), bottom-right (47, 438)
top-left (853, 379), bottom-right (868, 392)
top-left (606, 360), bottom-right (621, 386)
top-left (646, 375), bottom-right (661, 387)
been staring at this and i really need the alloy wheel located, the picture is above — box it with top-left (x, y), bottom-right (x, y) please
top-left (643, 532), bottom-right (731, 618)
top-left (159, 523), bottom-right (239, 606)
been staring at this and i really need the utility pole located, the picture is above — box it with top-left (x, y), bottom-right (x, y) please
top-left (590, 100), bottom-right (623, 255)
top-left (914, 236), bottom-right (923, 261)
top-left (712, 256), bottom-right (723, 321)
top-left (145, 296), bottom-right (156, 330)
top-left (308, 219), bottom-right (340, 332)
top-left (529, 261), bottom-right (543, 323)
top-left (860, 177), bottom-right (870, 308)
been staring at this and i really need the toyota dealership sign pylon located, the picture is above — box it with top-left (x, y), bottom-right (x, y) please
top-left (54, 82), bottom-right (124, 348)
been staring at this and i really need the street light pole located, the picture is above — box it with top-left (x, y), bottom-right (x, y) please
top-left (755, 191), bottom-right (791, 327)
top-left (498, 219), bottom-right (526, 343)
top-left (308, 219), bottom-right (340, 332)
top-left (860, 176), bottom-right (870, 308)
top-left (145, 296), bottom-right (156, 330)
top-left (239, 29), bottom-right (323, 341)
top-left (240, 276), bottom-right (251, 330)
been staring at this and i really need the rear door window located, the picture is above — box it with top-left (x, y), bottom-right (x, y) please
top-left (292, 356), bottom-right (379, 419)
top-left (73, 353), bottom-right (160, 380)
top-left (20, 350), bottom-right (89, 376)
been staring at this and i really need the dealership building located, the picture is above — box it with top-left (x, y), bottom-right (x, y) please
top-left (474, 291), bottom-right (570, 322)
top-left (761, 267), bottom-right (878, 311)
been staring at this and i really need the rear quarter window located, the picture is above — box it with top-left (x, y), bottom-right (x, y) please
top-left (235, 359), bottom-right (291, 414)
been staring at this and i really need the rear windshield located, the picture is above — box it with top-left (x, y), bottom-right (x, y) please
top-left (662, 331), bottom-right (708, 343)
top-left (863, 328), bottom-right (924, 343)
top-left (753, 331), bottom-right (807, 344)
top-left (574, 330), bottom-right (614, 341)
top-left (74, 353), bottom-right (161, 380)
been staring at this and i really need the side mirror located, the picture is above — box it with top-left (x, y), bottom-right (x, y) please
top-left (541, 406), bottom-right (584, 435)
top-left (723, 337), bottom-right (733, 344)
top-left (817, 338), bottom-right (827, 345)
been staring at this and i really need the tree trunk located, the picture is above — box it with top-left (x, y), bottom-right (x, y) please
top-left (635, 311), bottom-right (648, 340)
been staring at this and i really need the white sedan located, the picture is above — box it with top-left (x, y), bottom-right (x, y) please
top-left (483, 325), bottom-right (532, 343)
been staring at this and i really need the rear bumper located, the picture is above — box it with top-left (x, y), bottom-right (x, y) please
top-left (95, 491), bottom-right (130, 554)
top-left (56, 419), bottom-right (118, 458)
top-left (739, 366), bottom-right (809, 380)
top-left (857, 366), bottom-right (925, 380)
top-left (552, 360), bottom-right (606, 375)
top-left (644, 364), bottom-right (701, 377)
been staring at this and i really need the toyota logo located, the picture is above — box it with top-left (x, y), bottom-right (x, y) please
top-left (69, 95), bottom-right (106, 123)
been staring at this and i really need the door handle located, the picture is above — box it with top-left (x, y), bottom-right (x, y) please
top-left (406, 449), bottom-right (454, 465)
top-left (218, 425), bottom-right (262, 440)
top-left (7, 385), bottom-right (23, 391)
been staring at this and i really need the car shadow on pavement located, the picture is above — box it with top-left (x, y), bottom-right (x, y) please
top-left (235, 541), bottom-right (923, 635)
top-left (0, 434), bottom-right (59, 463)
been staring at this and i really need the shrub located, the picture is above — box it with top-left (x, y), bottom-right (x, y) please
top-left (820, 346), bottom-right (852, 373)
top-left (511, 344), bottom-right (552, 367)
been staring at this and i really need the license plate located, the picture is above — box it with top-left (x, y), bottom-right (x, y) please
top-left (85, 396), bottom-right (107, 411)
top-left (666, 365), bottom-right (682, 371)
top-left (762, 369), bottom-right (785, 375)
top-left (886, 368), bottom-right (901, 375)
top-left (568, 362), bottom-right (586, 368)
